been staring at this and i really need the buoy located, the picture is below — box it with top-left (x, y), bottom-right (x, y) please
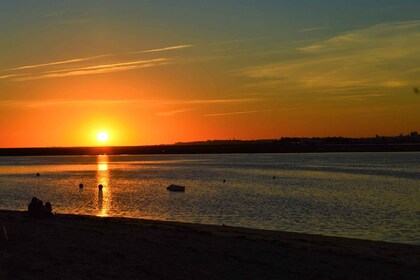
top-left (222, 179), bottom-right (226, 183)
top-left (98, 184), bottom-right (103, 190)
top-left (273, 176), bottom-right (276, 180)
top-left (79, 183), bottom-right (84, 189)
top-left (36, 173), bottom-right (40, 177)
top-left (166, 184), bottom-right (185, 192)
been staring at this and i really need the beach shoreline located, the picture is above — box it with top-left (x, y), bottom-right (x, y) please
top-left (0, 210), bottom-right (418, 279)
top-left (1, 142), bottom-right (420, 157)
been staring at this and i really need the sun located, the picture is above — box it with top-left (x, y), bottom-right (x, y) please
top-left (97, 131), bottom-right (109, 143)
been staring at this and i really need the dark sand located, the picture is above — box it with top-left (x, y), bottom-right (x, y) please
top-left (0, 210), bottom-right (418, 280)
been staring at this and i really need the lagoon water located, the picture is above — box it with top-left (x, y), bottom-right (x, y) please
top-left (0, 152), bottom-right (419, 244)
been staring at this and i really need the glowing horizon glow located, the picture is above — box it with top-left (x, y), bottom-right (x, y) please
top-left (0, 1), bottom-right (419, 148)
top-left (97, 132), bottom-right (109, 143)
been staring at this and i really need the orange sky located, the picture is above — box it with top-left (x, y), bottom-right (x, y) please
top-left (1, 1), bottom-right (419, 147)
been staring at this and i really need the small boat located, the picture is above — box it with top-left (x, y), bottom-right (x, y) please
top-left (166, 184), bottom-right (185, 192)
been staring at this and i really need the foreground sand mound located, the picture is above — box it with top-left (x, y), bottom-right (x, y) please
top-left (0, 210), bottom-right (418, 280)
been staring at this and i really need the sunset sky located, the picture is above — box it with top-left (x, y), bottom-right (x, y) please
top-left (1, 0), bottom-right (419, 147)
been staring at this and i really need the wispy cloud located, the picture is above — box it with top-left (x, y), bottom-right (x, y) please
top-left (15, 58), bottom-right (169, 81)
top-left (0, 97), bottom-right (260, 108)
top-left (297, 20), bottom-right (420, 54)
top-left (162, 98), bottom-right (260, 105)
top-left (156, 109), bottom-right (190, 116)
top-left (0, 99), bottom-right (138, 108)
top-left (140, 45), bottom-right (192, 53)
top-left (239, 20), bottom-right (420, 92)
top-left (211, 35), bottom-right (278, 46)
top-left (300, 26), bottom-right (330, 32)
top-left (44, 58), bottom-right (168, 74)
top-left (204, 109), bottom-right (271, 117)
top-left (4, 44), bottom-right (191, 73)
top-left (0, 73), bottom-right (28, 79)
top-left (327, 93), bottom-right (387, 101)
top-left (7, 55), bottom-right (108, 71)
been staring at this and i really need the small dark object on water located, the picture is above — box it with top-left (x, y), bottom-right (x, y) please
top-left (223, 179), bottom-right (226, 183)
top-left (413, 87), bottom-right (419, 95)
top-left (36, 173), bottom-right (40, 177)
top-left (79, 183), bottom-right (84, 189)
top-left (98, 184), bottom-right (103, 190)
top-left (166, 184), bottom-right (185, 192)
top-left (273, 176), bottom-right (276, 180)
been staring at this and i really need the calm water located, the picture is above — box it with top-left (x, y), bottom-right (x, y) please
top-left (0, 153), bottom-right (419, 244)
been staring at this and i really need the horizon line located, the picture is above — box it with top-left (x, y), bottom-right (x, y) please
top-left (0, 132), bottom-right (418, 150)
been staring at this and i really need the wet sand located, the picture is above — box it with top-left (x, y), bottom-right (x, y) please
top-left (0, 210), bottom-right (418, 279)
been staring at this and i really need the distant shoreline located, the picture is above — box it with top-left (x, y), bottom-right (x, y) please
top-left (1, 142), bottom-right (420, 156)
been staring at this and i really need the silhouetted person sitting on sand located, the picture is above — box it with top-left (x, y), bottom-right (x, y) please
top-left (27, 197), bottom-right (53, 218)
top-left (28, 197), bottom-right (40, 217)
top-left (44, 202), bottom-right (53, 218)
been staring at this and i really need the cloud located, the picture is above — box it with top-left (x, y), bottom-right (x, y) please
top-left (44, 58), bottom-right (168, 74)
top-left (5, 44), bottom-right (191, 72)
top-left (0, 97), bottom-right (260, 108)
top-left (0, 99), bottom-right (138, 108)
top-left (156, 109), bottom-right (190, 116)
top-left (140, 45), bottom-right (192, 53)
top-left (296, 21), bottom-right (420, 54)
top-left (151, 98), bottom-right (262, 114)
top-left (14, 58), bottom-right (169, 81)
top-left (239, 20), bottom-right (420, 92)
top-left (161, 98), bottom-right (260, 105)
top-left (211, 35), bottom-right (278, 46)
top-left (0, 73), bottom-right (28, 79)
top-left (328, 93), bottom-right (386, 101)
top-left (300, 27), bottom-right (330, 32)
top-left (204, 109), bottom-right (271, 117)
top-left (7, 55), bottom-right (109, 71)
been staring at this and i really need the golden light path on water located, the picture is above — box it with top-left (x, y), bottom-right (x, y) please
top-left (96, 155), bottom-right (110, 217)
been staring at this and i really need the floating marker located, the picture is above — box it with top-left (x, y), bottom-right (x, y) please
top-left (166, 184), bottom-right (185, 192)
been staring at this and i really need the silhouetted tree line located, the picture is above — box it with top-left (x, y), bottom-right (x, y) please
top-left (278, 132), bottom-right (420, 145)
top-left (1, 132), bottom-right (419, 156)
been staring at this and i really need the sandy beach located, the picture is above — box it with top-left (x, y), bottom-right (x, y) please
top-left (0, 210), bottom-right (418, 280)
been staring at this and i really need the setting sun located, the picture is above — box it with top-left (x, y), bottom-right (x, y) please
top-left (97, 132), bottom-right (109, 143)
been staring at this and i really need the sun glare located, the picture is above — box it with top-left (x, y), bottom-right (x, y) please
top-left (97, 131), bottom-right (109, 143)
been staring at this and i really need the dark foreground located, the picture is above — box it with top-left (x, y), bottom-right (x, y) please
top-left (0, 210), bottom-right (418, 280)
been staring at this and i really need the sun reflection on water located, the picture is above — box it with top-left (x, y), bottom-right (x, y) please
top-left (96, 155), bottom-right (111, 217)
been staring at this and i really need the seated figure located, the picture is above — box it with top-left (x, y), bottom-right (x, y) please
top-left (44, 202), bottom-right (53, 218)
top-left (28, 197), bottom-right (54, 218)
top-left (28, 197), bottom-right (41, 218)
